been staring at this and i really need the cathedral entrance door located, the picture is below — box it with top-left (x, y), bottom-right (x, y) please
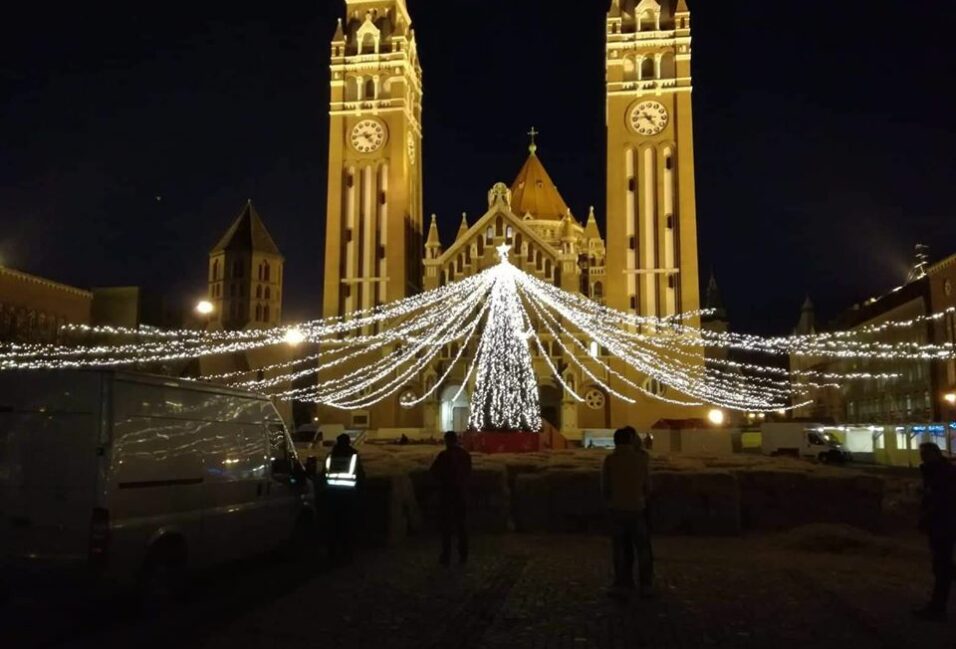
top-left (440, 385), bottom-right (470, 433)
top-left (539, 384), bottom-right (562, 430)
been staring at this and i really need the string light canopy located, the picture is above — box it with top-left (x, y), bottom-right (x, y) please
top-left (1, 249), bottom-right (954, 432)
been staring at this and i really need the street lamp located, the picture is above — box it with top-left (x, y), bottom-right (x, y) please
top-left (944, 392), bottom-right (956, 407)
top-left (283, 327), bottom-right (306, 347)
top-left (707, 408), bottom-right (725, 426)
top-left (195, 300), bottom-right (214, 330)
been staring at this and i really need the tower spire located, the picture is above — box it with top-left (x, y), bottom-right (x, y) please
top-left (425, 214), bottom-right (443, 260)
top-left (527, 126), bottom-right (539, 155)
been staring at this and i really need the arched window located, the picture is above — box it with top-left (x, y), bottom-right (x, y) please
top-left (263, 305), bottom-right (270, 322)
top-left (623, 56), bottom-right (638, 83)
top-left (365, 79), bottom-right (376, 100)
top-left (265, 287), bottom-right (271, 300)
top-left (255, 304), bottom-right (262, 321)
top-left (496, 216), bottom-right (504, 237)
top-left (506, 226), bottom-right (514, 240)
top-left (640, 57), bottom-right (655, 80)
top-left (592, 282), bottom-right (604, 299)
top-left (485, 226), bottom-right (493, 243)
top-left (263, 261), bottom-right (270, 282)
top-left (212, 259), bottom-right (220, 281)
top-left (345, 77), bottom-right (359, 101)
top-left (660, 52), bottom-right (676, 79)
top-left (256, 285), bottom-right (262, 299)
top-left (544, 259), bottom-right (552, 278)
top-left (361, 33), bottom-right (376, 55)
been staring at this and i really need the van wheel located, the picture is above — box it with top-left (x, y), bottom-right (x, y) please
top-left (138, 539), bottom-right (187, 612)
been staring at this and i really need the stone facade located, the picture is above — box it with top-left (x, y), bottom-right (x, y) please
top-left (0, 265), bottom-right (91, 344)
top-left (319, 0), bottom-right (707, 437)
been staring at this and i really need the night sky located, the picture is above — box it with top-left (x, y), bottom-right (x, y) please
top-left (2, 0), bottom-right (954, 334)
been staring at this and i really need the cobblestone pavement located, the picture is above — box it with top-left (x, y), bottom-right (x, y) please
top-left (11, 533), bottom-right (956, 649)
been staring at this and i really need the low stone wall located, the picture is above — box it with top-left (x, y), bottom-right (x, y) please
top-left (319, 446), bottom-right (889, 541)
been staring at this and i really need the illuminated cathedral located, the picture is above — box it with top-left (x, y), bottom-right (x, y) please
top-left (318, 0), bottom-right (705, 438)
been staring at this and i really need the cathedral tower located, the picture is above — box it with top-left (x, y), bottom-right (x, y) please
top-left (604, 0), bottom-right (699, 320)
top-left (208, 200), bottom-right (284, 330)
top-left (323, 0), bottom-right (424, 318)
top-left (603, 0), bottom-right (705, 427)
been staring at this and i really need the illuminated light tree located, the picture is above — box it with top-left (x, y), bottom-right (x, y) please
top-left (468, 246), bottom-right (541, 431)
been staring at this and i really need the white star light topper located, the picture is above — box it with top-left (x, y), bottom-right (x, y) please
top-left (496, 243), bottom-right (511, 263)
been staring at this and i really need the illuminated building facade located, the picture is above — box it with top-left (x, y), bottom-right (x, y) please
top-left (320, 0), bottom-right (705, 437)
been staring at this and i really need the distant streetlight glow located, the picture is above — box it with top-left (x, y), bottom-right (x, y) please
top-left (944, 392), bottom-right (956, 406)
top-left (195, 300), bottom-right (214, 316)
top-left (284, 328), bottom-right (306, 347)
top-left (707, 408), bottom-right (725, 426)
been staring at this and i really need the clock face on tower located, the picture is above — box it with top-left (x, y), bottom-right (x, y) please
top-left (350, 119), bottom-right (387, 153)
top-left (628, 101), bottom-right (669, 136)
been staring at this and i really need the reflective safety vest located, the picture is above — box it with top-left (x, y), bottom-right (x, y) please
top-left (325, 453), bottom-right (358, 489)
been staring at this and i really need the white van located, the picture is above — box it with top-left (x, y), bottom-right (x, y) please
top-left (761, 422), bottom-right (852, 463)
top-left (0, 369), bottom-right (315, 596)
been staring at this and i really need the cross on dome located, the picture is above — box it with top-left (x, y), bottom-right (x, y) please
top-left (527, 126), bottom-right (539, 154)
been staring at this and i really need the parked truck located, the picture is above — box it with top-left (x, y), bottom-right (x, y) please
top-left (760, 422), bottom-right (852, 463)
top-left (0, 369), bottom-right (316, 600)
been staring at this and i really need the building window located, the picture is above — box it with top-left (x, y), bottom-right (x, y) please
top-left (212, 259), bottom-right (220, 281)
top-left (256, 285), bottom-right (262, 299)
top-left (265, 287), bottom-right (271, 300)
top-left (263, 305), bottom-right (270, 322)
top-left (592, 282), bottom-right (604, 299)
top-left (255, 304), bottom-right (262, 321)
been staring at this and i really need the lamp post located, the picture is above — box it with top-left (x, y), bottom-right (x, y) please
top-left (195, 300), bottom-right (214, 330)
top-left (707, 408), bottom-right (725, 427)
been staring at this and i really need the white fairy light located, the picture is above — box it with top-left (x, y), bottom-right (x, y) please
top-left (2, 250), bottom-right (954, 424)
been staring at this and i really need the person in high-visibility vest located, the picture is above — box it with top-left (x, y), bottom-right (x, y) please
top-left (323, 433), bottom-right (365, 561)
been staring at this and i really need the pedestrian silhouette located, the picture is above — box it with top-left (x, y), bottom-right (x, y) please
top-left (602, 426), bottom-right (654, 598)
top-left (430, 431), bottom-right (472, 566)
top-left (914, 442), bottom-right (956, 621)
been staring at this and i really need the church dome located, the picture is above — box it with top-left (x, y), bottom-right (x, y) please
top-left (509, 147), bottom-right (572, 221)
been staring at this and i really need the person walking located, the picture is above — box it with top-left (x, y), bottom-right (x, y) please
top-left (323, 433), bottom-right (365, 562)
top-left (602, 427), bottom-right (653, 598)
top-left (914, 442), bottom-right (956, 621)
top-left (430, 431), bottom-right (472, 566)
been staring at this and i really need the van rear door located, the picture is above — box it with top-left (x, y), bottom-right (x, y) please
top-left (0, 371), bottom-right (102, 564)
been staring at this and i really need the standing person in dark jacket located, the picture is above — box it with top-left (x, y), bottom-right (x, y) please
top-left (914, 442), bottom-right (956, 621)
top-left (430, 431), bottom-right (472, 566)
top-left (602, 427), bottom-right (653, 598)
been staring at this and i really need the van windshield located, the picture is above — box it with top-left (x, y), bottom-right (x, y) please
top-left (822, 432), bottom-right (841, 447)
